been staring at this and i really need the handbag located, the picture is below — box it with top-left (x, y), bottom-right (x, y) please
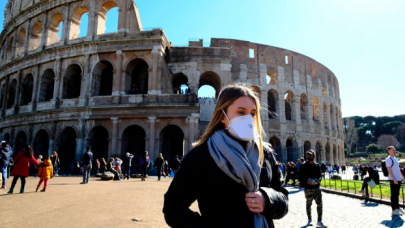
top-left (367, 179), bottom-right (377, 190)
top-left (10, 153), bottom-right (24, 173)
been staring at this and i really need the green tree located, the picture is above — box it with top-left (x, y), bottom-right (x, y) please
top-left (365, 143), bottom-right (379, 154)
top-left (382, 121), bottom-right (402, 134)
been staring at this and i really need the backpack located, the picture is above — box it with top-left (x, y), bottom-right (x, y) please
top-left (382, 157), bottom-right (394, 177)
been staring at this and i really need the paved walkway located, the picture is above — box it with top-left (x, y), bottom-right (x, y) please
top-left (0, 177), bottom-right (404, 228)
top-left (275, 186), bottom-right (404, 228)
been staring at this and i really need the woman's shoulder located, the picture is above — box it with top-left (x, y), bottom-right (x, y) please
top-left (183, 141), bottom-right (210, 163)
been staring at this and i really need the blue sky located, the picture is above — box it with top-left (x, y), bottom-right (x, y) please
top-left (1, 0), bottom-right (404, 117)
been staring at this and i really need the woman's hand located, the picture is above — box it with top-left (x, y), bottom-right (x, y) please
top-left (245, 191), bottom-right (266, 213)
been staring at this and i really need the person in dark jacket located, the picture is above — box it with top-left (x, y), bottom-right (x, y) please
top-left (107, 158), bottom-right (121, 181)
top-left (170, 155), bottom-right (181, 175)
top-left (139, 151), bottom-right (150, 181)
top-left (123, 152), bottom-right (134, 180)
top-left (154, 153), bottom-right (164, 181)
top-left (298, 150), bottom-right (325, 227)
top-left (80, 147), bottom-right (93, 184)
top-left (163, 160), bottom-right (171, 178)
top-left (320, 162), bottom-right (327, 179)
top-left (359, 166), bottom-right (380, 198)
top-left (285, 162), bottom-right (297, 186)
top-left (163, 84), bottom-right (288, 228)
top-left (0, 141), bottom-right (12, 189)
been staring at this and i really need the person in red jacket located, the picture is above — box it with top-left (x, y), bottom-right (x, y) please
top-left (7, 144), bottom-right (40, 194)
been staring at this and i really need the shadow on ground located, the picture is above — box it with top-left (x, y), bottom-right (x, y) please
top-left (381, 215), bottom-right (404, 227)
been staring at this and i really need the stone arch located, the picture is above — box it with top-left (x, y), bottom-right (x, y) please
top-left (267, 89), bottom-right (278, 119)
top-left (121, 125), bottom-right (146, 164)
top-left (7, 79), bottom-right (17, 109)
top-left (47, 13), bottom-right (64, 45)
top-left (323, 102), bottom-right (329, 128)
top-left (56, 126), bottom-right (77, 173)
top-left (91, 60), bottom-right (114, 96)
top-left (69, 6), bottom-right (89, 40)
top-left (63, 64), bottom-right (82, 99)
top-left (172, 73), bottom-right (189, 94)
top-left (15, 28), bottom-right (26, 58)
top-left (286, 137), bottom-right (298, 162)
top-left (125, 58), bottom-right (149, 95)
top-left (325, 142), bottom-right (331, 165)
top-left (300, 93), bottom-right (309, 120)
top-left (33, 129), bottom-right (50, 157)
top-left (315, 141), bottom-right (322, 163)
top-left (312, 96), bottom-right (320, 122)
top-left (97, 1), bottom-right (120, 35)
top-left (269, 136), bottom-right (282, 162)
top-left (199, 71), bottom-right (221, 98)
top-left (284, 90), bottom-right (294, 121)
top-left (160, 125), bottom-right (185, 162)
top-left (267, 68), bottom-right (278, 85)
top-left (6, 36), bottom-right (14, 63)
top-left (20, 73), bottom-right (34, 106)
top-left (38, 69), bottom-right (55, 103)
top-left (29, 21), bottom-right (42, 51)
top-left (87, 126), bottom-right (109, 160)
top-left (15, 130), bottom-right (27, 153)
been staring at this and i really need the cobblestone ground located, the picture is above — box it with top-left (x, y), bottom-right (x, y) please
top-left (0, 177), bottom-right (404, 228)
top-left (275, 186), bottom-right (404, 228)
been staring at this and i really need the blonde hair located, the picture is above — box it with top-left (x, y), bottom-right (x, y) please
top-left (193, 84), bottom-right (265, 166)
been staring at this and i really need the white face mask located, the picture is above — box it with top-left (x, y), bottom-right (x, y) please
top-left (222, 110), bottom-right (260, 141)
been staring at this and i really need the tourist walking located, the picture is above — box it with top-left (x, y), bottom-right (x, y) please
top-left (359, 166), bottom-right (380, 198)
top-left (139, 151), bottom-right (150, 181)
top-left (81, 147), bottom-right (93, 184)
top-left (327, 164), bottom-right (333, 178)
top-left (385, 146), bottom-right (405, 216)
top-left (50, 151), bottom-right (60, 177)
top-left (163, 84), bottom-right (289, 228)
top-left (36, 155), bottom-right (53, 192)
top-left (170, 155), bottom-right (181, 175)
top-left (154, 153), bottom-right (164, 181)
top-left (336, 164), bottom-right (340, 174)
top-left (34, 155), bottom-right (43, 178)
top-left (0, 141), bottom-right (12, 189)
top-left (8, 144), bottom-right (40, 194)
top-left (285, 162), bottom-right (297, 185)
top-left (163, 160), bottom-right (171, 178)
top-left (342, 165), bottom-right (346, 174)
top-left (298, 150), bottom-right (326, 228)
top-left (107, 158), bottom-right (121, 181)
top-left (123, 153), bottom-right (134, 180)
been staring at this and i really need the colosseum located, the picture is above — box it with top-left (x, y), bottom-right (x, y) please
top-left (0, 0), bottom-right (344, 173)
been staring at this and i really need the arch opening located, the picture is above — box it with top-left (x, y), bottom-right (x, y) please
top-left (267, 68), bottom-right (278, 85)
top-left (70, 6), bottom-right (89, 40)
top-left (0, 84), bottom-right (6, 113)
top-left (325, 142), bottom-right (331, 165)
top-left (29, 21), bottom-right (42, 51)
top-left (15, 29), bottom-right (26, 58)
top-left (172, 73), bottom-right (189, 94)
top-left (7, 79), bottom-right (17, 109)
top-left (20, 74), bottom-right (34, 106)
top-left (199, 71), bottom-right (221, 98)
top-left (88, 126), bottom-right (109, 160)
top-left (304, 141), bottom-right (311, 160)
top-left (315, 141), bottom-right (322, 164)
top-left (269, 137), bottom-right (282, 162)
top-left (48, 13), bottom-right (64, 45)
top-left (33, 130), bottom-right (49, 157)
top-left (333, 144), bottom-right (337, 165)
top-left (284, 91), bottom-right (294, 121)
top-left (300, 94), bottom-right (309, 120)
top-left (15, 131), bottom-right (27, 153)
top-left (92, 61), bottom-right (113, 96)
top-left (57, 127), bottom-right (77, 174)
top-left (121, 125), bottom-right (146, 169)
top-left (2, 133), bottom-right (10, 143)
top-left (38, 69), bottom-right (55, 103)
top-left (63, 64), bottom-right (82, 99)
top-left (267, 89), bottom-right (278, 119)
top-left (126, 59), bottom-right (149, 95)
top-left (313, 96), bottom-right (320, 122)
top-left (160, 125), bottom-right (185, 163)
top-left (6, 37), bottom-right (14, 63)
top-left (286, 138), bottom-right (298, 162)
top-left (97, 2), bottom-right (119, 35)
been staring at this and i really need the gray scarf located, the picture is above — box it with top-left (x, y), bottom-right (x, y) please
top-left (207, 130), bottom-right (269, 228)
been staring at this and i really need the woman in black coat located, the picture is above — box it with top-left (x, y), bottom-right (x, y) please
top-left (163, 84), bottom-right (288, 228)
top-left (154, 153), bottom-right (164, 181)
top-left (285, 162), bottom-right (298, 186)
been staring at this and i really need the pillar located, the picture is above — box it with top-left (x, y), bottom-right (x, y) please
top-left (76, 119), bottom-right (86, 157)
top-left (188, 116), bottom-right (196, 153)
top-left (1, 76), bottom-right (10, 117)
top-left (148, 117), bottom-right (156, 158)
top-left (81, 54), bottom-right (90, 106)
top-left (48, 121), bottom-right (57, 155)
top-left (32, 64), bottom-right (40, 110)
top-left (27, 124), bottom-right (34, 145)
top-left (150, 45), bottom-right (163, 94)
top-left (52, 58), bottom-right (62, 108)
top-left (40, 10), bottom-right (49, 49)
top-left (61, 3), bottom-right (71, 44)
top-left (10, 28), bottom-right (18, 61)
top-left (110, 117), bottom-right (119, 158)
top-left (13, 71), bottom-right (22, 115)
top-left (278, 92), bottom-right (286, 122)
top-left (23, 19), bottom-right (31, 56)
top-left (113, 50), bottom-right (123, 95)
top-left (292, 96), bottom-right (301, 124)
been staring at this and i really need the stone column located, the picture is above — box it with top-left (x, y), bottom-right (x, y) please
top-left (113, 50), bottom-right (123, 95)
top-left (80, 54), bottom-right (90, 106)
top-left (11, 28), bottom-right (18, 61)
top-left (76, 119), bottom-right (86, 158)
top-left (32, 64), bottom-right (40, 111)
top-left (40, 10), bottom-right (49, 49)
top-left (23, 19), bottom-right (31, 56)
top-left (1, 76), bottom-right (10, 117)
top-left (110, 117), bottom-right (119, 158)
top-left (326, 103), bottom-right (332, 130)
top-left (148, 117), bottom-right (157, 158)
top-left (27, 124), bottom-right (34, 145)
top-left (260, 90), bottom-right (269, 141)
top-left (13, 71), bottom-right (22, 115)
top-left (61, 3), bottom-right (71, 44)
top-left (292, 96), bottom-right (301, 124)
top-left (308, 100), bottom-right (314, 126)
top-left (188, 117), bottom-right (196, 153)
top-left (149, 46), bottom-right (163, 94)
top-left (48, 121), bottom-right (57, 155)
top-left (52, 58), bottom-right (62, 108)
top-left (278, 92), bottom-right (286, 122)
top-left (10, 127), bottom-right (15, 150)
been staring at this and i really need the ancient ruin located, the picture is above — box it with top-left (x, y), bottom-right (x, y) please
top-left (0, 0), bottom-right (344, 172)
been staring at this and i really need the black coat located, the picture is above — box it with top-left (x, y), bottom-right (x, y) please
top-left (368, 168), bottom-right (380, 185)
top-left (154, 157), bottom-right (164, 167)
top-left (163, 142), bottom-right (289, 228)
top-left (0, 146), bottom-right (12, 165)
top-left (123, 154), bottom-right (134, 167)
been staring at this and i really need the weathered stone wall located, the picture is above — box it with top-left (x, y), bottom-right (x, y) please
top-left (0, 0), bottom-right (345, 168)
